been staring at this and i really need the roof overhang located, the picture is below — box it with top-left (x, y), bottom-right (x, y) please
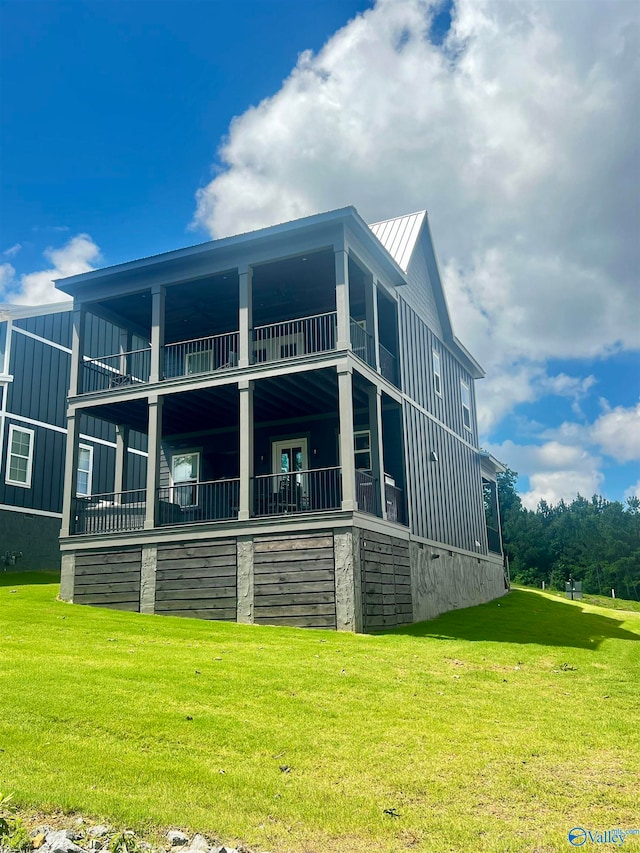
top-left (55, 207), bottom-right (407, 299)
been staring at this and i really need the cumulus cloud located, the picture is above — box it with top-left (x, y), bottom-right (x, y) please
top-left (1, 234), bottom-right (101, 305)
top-left (591, 401), bottom-right (640, 462)
top-left (624, 480), bottom-right (640, 501)
top-left (193, 0), bottom-right (640, 434)
top-left (485, 437), bottom-right (604, 509)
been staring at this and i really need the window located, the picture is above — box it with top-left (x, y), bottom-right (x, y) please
top-left (171, 452), bottom-right (200, 507)
top-left (6, 425), bottom-right (34, 487)
top-left (432, 350), bottom-right (442, 396)
top-left (461, 380), bottom-right (472, 431)
top-left (354, 430), bottom-right (371, 471)
top-left (77, 445), bottom-right (94, 497)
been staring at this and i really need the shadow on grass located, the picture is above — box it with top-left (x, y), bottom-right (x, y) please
top-left (390, 589), bottom-right (640, 649)
top-left (0, 570), bottom-right (60, 587)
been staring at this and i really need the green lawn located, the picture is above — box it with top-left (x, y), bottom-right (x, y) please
top-left (1, 574), bottom-right (639, 853)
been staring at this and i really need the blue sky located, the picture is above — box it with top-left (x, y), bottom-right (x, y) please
top-left (1, 0), bottom-right (638, 507)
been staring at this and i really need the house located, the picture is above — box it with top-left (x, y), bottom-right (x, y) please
top-left (0, 302), bottom-right (148, 569)
top-left (55, 207), bottom-right (507, 630)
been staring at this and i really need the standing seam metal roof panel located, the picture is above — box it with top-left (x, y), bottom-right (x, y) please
top-left (369, 211), bottom-right (426, 273)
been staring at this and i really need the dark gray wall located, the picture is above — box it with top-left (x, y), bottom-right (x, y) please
top-left (0, 509), bottom-right (62, 569)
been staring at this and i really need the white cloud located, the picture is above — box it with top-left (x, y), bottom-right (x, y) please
top-left (591, 402), bottom-right (640, 462)
top-left (3, 235), bottom-right (101, 305)
top-left (193, 0), bottom-right (640, 431)
top-left (624, 480), bottom-right (640, 501)
top-left (0, 263), bottom-right (16, 292)
top-left (3, 244), bottom-right (22, 258)
top-left (485, 437), bottom-right (604, 509)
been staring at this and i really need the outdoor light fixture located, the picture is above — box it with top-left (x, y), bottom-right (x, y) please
top-left (430, 450), bottom-right (438, 462)
top-left (431, 553), bottom-right (440, 560)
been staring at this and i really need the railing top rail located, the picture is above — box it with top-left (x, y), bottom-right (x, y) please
top-left (253, 310), bottom-right (337, 331)
top-left (158, 477), bottom-right (240, 488)
top-left (165, 330), bottom-right (239, 348)
top-left (85, 347), bottom-right (151, 363)
top-left (76, 488), bottom-right (146, 500)
top-left (379, 343), bottom-right (395, 357)
top-left (254, 466), bottom-right (341, 479)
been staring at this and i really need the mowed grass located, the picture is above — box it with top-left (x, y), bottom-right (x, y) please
top-left (1, 574), bottom-right (639, 853)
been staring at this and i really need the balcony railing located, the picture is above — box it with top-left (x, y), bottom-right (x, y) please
top-left (355, 469), bottom-right (381, 517)
top-left (254, 467), bottom-right (342, 516)
top-left (72, 489), bottom-right (146, 534)
top-left (157, 478), bottom-right (240, 525)
top-left (385, 482), bottom-right (405, 525)
top-left (82, 349), bottom-right (151, 394)
top-left (379, 344), bottom-right (398, 386)
top-left (350, 319), bottom-right (376, 368)
top-left (253, 311), bottom-right (336, 364)
top-left (163, 332), bottom-right (239, 380)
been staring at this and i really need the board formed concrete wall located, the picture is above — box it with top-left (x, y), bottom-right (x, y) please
top-left (410, 541), bottom-right (507, 622)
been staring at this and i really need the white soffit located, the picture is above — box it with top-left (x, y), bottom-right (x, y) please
top-left (368, 210), bottom-right (426, 273)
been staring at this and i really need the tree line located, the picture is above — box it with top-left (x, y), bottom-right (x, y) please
top-left (496, 469), bottom-right (640, 600)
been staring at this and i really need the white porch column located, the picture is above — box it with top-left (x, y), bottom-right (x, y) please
top-left (338, 365), bottom-right (356, 511)
top-left (61, 410), bottom-right (81, 537)
top-left (238, 379), bottom-right (254, 521)
top-left (68, 305), bottom-right (87, 397)
top-left (368, 386), bottom-right (387, 519)
top-left (335, 248), bottom-right (351, 351)
top-left (144, 395), bottom-right (163, 529)
top-left (238, 264), bottom-right (253, 369)
top-left (149, 285), bottom-right (166, 384)
top-left (114, 424), bottom-right (130, 503)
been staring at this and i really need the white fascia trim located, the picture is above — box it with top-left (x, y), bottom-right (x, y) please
top-left (6, 413), bottom-right (67, 434)
top-left (1, 301), bottom-right (72, 321)
top-left (78, 433), bottom-right (147, 457)
top-left (11, 325), bottom-right (72, 354)
top-left (0, 503), bottom-right (62, 519)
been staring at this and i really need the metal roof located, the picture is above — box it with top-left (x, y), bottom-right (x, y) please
top-left (368, 210), bottom-right (427, 273)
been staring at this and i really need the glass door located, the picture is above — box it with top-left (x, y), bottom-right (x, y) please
top-left (271, 438), bottom-right (308, 509)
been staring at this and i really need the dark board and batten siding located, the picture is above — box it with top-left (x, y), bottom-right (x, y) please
top-left (398, 299), bottom-right (478, 442)
top-left (155, 540), bottom-right (237, 621)
top-left (253, 533), bottom-right (337, 629)
top-left (74, 547), bottom-right (142, 612)
top-left (403, 402), bottom-right (487, 553)
top-left (360, 531), bottom-right (412, 630)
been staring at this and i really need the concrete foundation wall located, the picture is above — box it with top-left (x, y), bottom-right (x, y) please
top-left (0, 510), bottom-right (62, 570)
top-left (410, 541), bottom-right (507, 622)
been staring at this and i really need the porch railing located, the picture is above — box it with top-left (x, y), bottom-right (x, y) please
top-left (163, 332), bottom-right (239, 380)
top-left (253, 467), bottom-right (342, 516)
top-left (350, 319), bottom-right (376, 368)
top-left (82, 349), bottom-right (151, 394)
top-left (385, 482), bottom-right (405, 525)
top-left (379, 344), bottom-right (398, 386)
top-left (157, 478), bottom-right (240, 525)
top-left (72, 489), bottom-right (146, 534)
top-left (487, 526), bottom-right (502, 554)
top-left (253, 311), bottom-right (337, 364)
top-left (355, 469), bottom-right (381, 517)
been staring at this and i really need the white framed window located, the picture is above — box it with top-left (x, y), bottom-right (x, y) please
top-left (171, 451), bottom-right (200, 508)
top-left (77, 444), bottom-right (94, 497)
top-left (354, 430), bottom-right (371, 471)
top-left (6, 425), bottom-right (34, 488)
top-left (461, 380), bottom-right (472, 431)
top-left (432, 349), bottom-right (442, 396)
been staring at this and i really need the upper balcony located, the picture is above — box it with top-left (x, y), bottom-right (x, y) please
top-left (72, 247), bottom-right (402, 398)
